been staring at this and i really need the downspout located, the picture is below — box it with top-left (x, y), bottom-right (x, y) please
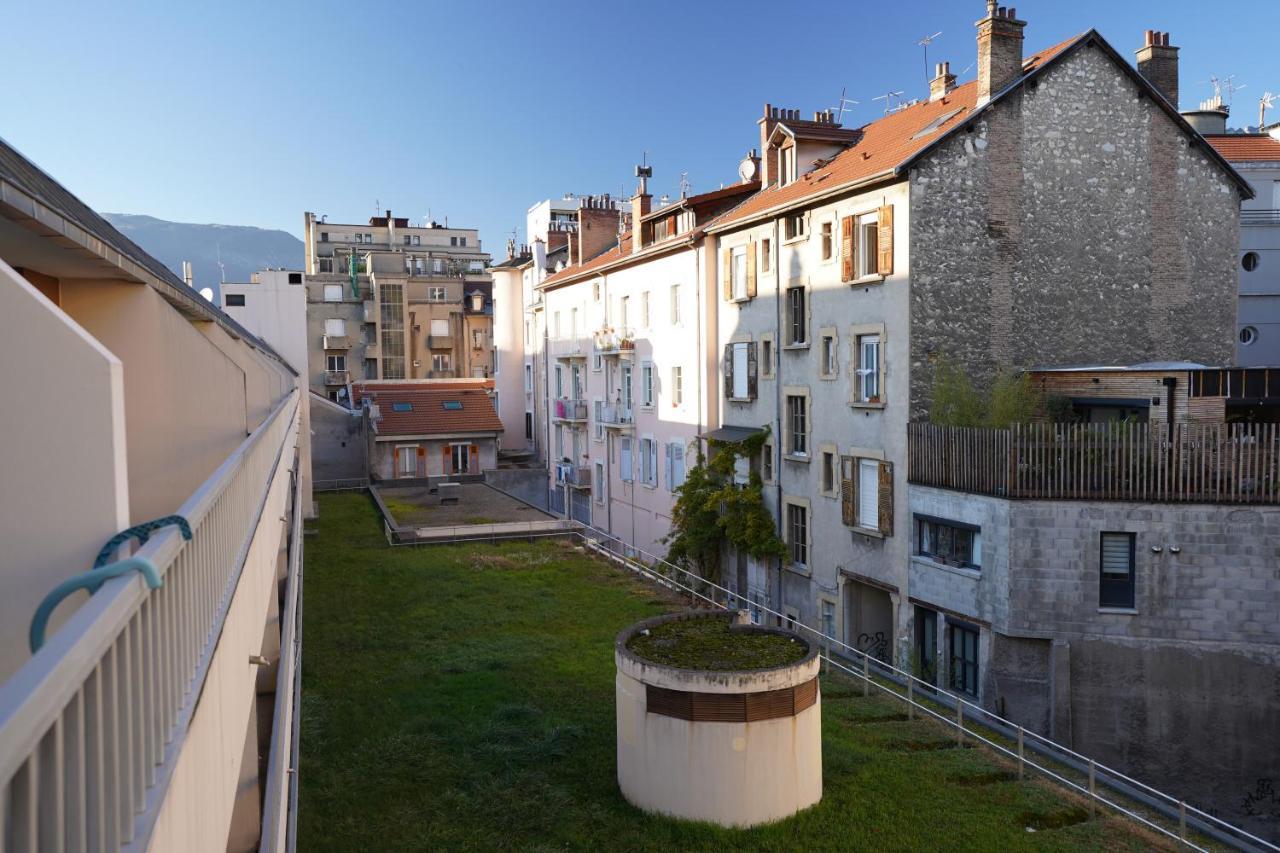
top-left (772, 216), bottom-right (785, 621)
top-left (1162, 376), bottom-right (1177, 470)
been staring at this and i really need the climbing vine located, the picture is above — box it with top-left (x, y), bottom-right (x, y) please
top-left (663, 429), bottom-right (786, 584)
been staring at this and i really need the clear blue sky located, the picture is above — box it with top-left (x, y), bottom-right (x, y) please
top-left (4, 0), bottom-right (1276, 255)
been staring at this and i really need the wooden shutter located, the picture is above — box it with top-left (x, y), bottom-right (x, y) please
top-left (840, 456), bottom-right (856, 527)
top-left (723, 343), bottom-right (734, 399)
top-left (746, 341), bottom-right (758, 400)
top-left (442, 446), bottom-right (451, 474)
top-left (840, 216), bottom-right (855, 282)
top-left (877, 460), bottom-right (894, 536)
top-left (722, 249), bottom-right (732, 301)
top-left (746, 240), bottom-right (757, 298)
top-left (876, 205), bottom-right (894, 276)
top-left (470, 444), bottom-right (479, 472)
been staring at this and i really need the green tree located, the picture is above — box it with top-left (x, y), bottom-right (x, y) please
top-left (664, 431), bottom-right (786, 584)
top-left (987, 369), bottom-right (1038, 427)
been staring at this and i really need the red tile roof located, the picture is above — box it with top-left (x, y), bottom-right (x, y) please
top-left (1205, 134), bottom-right (1280, 162)
top-left (706, 35), bottom-right (1084, 233)
top-left (351, 382), bottom-right (503, 437)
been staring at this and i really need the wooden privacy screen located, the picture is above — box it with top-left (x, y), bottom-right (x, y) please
top-left (645, 677), bottom-right (818, 722)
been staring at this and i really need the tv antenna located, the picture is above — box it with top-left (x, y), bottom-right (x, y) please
top-left (216, 244), bottom-right (226, 284)
top-left (833, 86), bottom-right (859, 124)
top-left (872, 90), bottom-right (906, 115)
top-left (1261, 92), bottom-right (1278, 131)
top-left (917, 31), bottom-right (943, 85)
top-left (679, 172), bottom-right (691, 197)
top-left (1206, 75), bottom-right (1246, 104)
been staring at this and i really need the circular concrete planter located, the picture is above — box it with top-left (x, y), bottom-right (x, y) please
top-left (615, 610), bottom-right (822, 827)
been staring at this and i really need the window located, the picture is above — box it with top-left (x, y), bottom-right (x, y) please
top-left (640, 362), bottom-right (654, 407)
top-left (323, 284), bottom-right (342, 302)
top-left (595, 462), bottom-right (605, 503)
top-left (555, 424), bottom-right (564, 458)
top-left (761, 335), bottom-right (774, 379)
top-left (318, 258), bottom-right (333, 273)
top-left (841, 456), bottom-right (893, 534)
top-left (592, 352), bottom-right (603, 371)
top-left (404, 235), bottom-right (411, 245)
top-left (472, 329), bottom-right (484, 348)
top-left (397, 446), bottom-right (417, 477)
top-left (525, 411), bottom-right (533, 439)
top-left (593, 282), bottom-right (601, 302)
top-left (449, 443), bottom-right (471, 474)
top-left (430, 318), bottom-right (449, 336)
top-left (916, 517), bottom-right (981, 570)
top-left (787, 503), bottom-right (808, 568)
top-left (786, 395), bottom-right (807, 456)
top-left (1242, 252), bottom-right (1260, 272)
top-left (821, 332), bottom-right (838, 377)
top-left (569, 307), bottom-right (578, 340)
top-left (858, 459), bottom-right (878, 529)
top-left (641, 291), bottom-right (650, 327)
top-left (821, 450), bottom-right (836, 496)
top-left (432, 354), bottom-right (451, 371)
top-left (666, 440), bottom-right (686, 490)
top-left (325, 318), bottom-right (346, 336)
top-left (784, 212), bottom-right (806, 241)
top-left (553, 311), bottom-right (561, 338)
top-left (760, 238), bottom-right (772, 273)
top-left (1100, 532), bottom-right (1136, 608)
top-left (450, 236), bottom-right (458, 246)
top-left (412, 235), bottom-right (421, 246)
top-left (554, 364), bottom-right (564, 398)
top-left (762, 441), bottom-right (774, 482)
top-left (459, 237), bottom-right (467, 247)
top-left (620, 363), bottom-right (633, 406)
top-left (671, 366), bottom-right (683, 406)
top-left (856, 212), bottom-right (879, 278)
top-left (620, 436), bottom-right (634, 482)
top-left (326, 354), bottom-right (346, 371)
top-left (724, 341), bottom-right (756, 400)
top-left (640, 437), bottom-right (658, 486)
top-left (524, 363), bottom-right (533, 393)
top-left (781, 147), bottom-right (796, 186)
top-left (820, 220), bottom-right (834, 260)
top-left (670, 284), bottom-right (681, 324)
top-left (354, 233), bottom-right (363, 244)
top-left (731, 247), bottom-right (747, 299)
top-left (288, 273), bottom-right (302, 284)
top-left (225, 293), bottom-right (245, 307)
top-left (593, 400), bottom-right (604, 441)
top-left (820, 600), bottom-right (835, 642)
top-left (915, 608), bottom-right (938, 685)
top-left (320, 232), bottom-right (329, 242)
top-left (620, 295), bottom-right (629, 328)
top-left (786, 286), bottom-right (806, 345)
top-left (950, 624), bottom-right (979, 697)
top-left (1241, 326), bottom-right (1259, 346)
top-left (428, 286), bottom-right (446, 301)
top-left (856, 334), bottom-right (881, 402)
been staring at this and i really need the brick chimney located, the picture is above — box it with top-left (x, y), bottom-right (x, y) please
top-left (1136, 30), bottom-right (1179, 108)
top-left (631, 166), bottom-right (652, 254)
top-left (930, 62), bottom-right (958, 102)
top-left (976, 3), bottom-right (1026, 106)
top-left (757, 103), bottom-right (790, 187)
top-left (577, 195), bottom-right (618, 265)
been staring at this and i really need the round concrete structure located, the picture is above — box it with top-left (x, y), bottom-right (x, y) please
top-left (614, 610), bottom-right (822, 827)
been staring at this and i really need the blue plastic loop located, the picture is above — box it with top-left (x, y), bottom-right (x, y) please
top-left (30, 557), bottom-right (163, 653)
top-left (93, 515), bottom-right (191, 569)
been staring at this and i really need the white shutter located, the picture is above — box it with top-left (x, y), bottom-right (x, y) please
top-left (648, 441), bottom-right (658, 485)
top-left (664, 442), bottom-right (673, 489)
top-left (431, 319), bottom-right (449, 336)
top-left (732, 343), bottom-right (749, 398)
top-left (672, 442), bottom-right (686, 488)
top-left (858, 459), bottom-right (878, 529)
top-left (620, 438), bottom-right (633, 482)
top-left (1101, 533), bottom-right (1132, 575)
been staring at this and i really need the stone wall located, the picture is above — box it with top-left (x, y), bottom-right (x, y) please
top-left (909, 43), bottom-right (1241, 418)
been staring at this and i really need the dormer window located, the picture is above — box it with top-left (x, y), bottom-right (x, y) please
top-left (780, 146), bottom-right (797, 186)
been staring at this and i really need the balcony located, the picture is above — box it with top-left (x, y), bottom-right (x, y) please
top-left (908, 422), bottom-right (1280, 503)
top-left (323, 334), bottom-right (350, 350)
top-left (325, 369), bottom-right (350, 385)
top-left (554, 340), bottom-right (586, 360)
top-left (427, 335), bottom-right (452, 350)
top-left (595, 328), bottom-right (635, 358)
top-left (554, 398), bottom-right (589, 422)
top-left (1242, 209), bottom-right (1280, 226)
top-left (599, 404), bottom-right (634, 429)
top-left (364, 342), bottom-right (380, 359)
top-left (555, 461), bottom-right (592, 489)
top-left (363, 300), bottom-right (376, 322)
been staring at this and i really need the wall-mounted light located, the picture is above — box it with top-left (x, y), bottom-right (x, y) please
top-left (1168, 545), bottom-right (1181, 555)
top-left (1150, 545), bottom-right (1163, 554)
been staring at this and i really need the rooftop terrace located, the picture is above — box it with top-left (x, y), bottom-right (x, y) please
top-left (300, 494), bottom-right (1171, 851)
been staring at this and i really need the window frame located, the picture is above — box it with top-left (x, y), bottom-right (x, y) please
top-left (323, 284), bottom-right (343, 303)
top-left (849, 323), bottom-right (887, 407)
top-left (761, 439), bottom-right (775, 484)
top-left (914, 515), bottom-right (982, 571)
top-left (949, 622), bottom-right (980, 698)
top-left (670, 365), bottom-right (683, 407)
top-left (783, 212), bottom-right (807, 243)
top-left (819, 444), bottom-right (838, 498)
top-left (760, 334), bottom-right (775, 379)
top-left (855, 211), bottom-right (880, 280)
top-left (670, 283), bottom-right (681, 325)
top-left (784, 389), bottom-right (809, 460)
top-left (760, 238), bottom-right (772, 273)
top-left (820, 219), bottom-right (835, 262)
top-left (784, 498), bottom-right (809, 572)
top-left (731, 247), bottom-right (748, 300)
top-left (819, 328), bottom-right (838, 379)
top-left (1099, 531), bottom-right (1137, 609)
top-left (639, 361), bottom-right (655, 409)
top-left (785, 285), bottom-right (807, 347)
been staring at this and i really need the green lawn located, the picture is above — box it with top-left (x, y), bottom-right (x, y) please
top-left (300, 493), bottom-right (1162, 851)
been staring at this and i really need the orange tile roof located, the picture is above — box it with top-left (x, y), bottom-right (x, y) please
top-left (352, 383), bottom-right (503, 437)
top-left (1205, 134), bottom-right (1280, 162)
top-left (706, 35), bottom-right (1084, 233)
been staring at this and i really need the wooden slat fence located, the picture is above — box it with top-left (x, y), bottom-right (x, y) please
top-left (908, 422), bottom-right (1279, 504)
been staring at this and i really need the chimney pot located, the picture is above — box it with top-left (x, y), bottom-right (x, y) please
top-left (976, 1), bottom-right (1027, 105)
top-left (1136, 29), bottom-right (1179, 107)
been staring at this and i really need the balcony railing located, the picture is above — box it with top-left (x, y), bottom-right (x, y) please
top-left (364, 342), bottom-right (380, 359)
top-left (555, 462), bottom-right (592, 489)
top-left (426, 335), bottom-right (452, 350)
top-left (0, 391), bottom-right (301, 851)
top-left (599, 404), bottom-right (634, 428)
top-left (1242, 209), bottom-right (1280, 226)
top-left (554, 398), bottom-right (589, 421)
top-left (324, 369), bottom-right (350, 385)
top-left (908, 422), bottom-right (1280, 503)
top-left (595, 328), bottom-right (635, 357)
top-left (547, 220), bottom-right (579, 233)
top-left (323, 334), bottom-right (350, 350)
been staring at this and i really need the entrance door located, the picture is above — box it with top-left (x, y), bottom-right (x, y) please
top-left (450, 443), bottom-right (470, 474)
top-left (843, 579), bottom-right (894, 665)
top-left (915, 607), bottom-right (937, 685)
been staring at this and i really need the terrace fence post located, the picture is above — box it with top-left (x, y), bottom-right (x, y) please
top-left (1089, 759), bottom-right (1097, 818)
top-left (956, 701), bottom-right (964, 745)
top-left (862, 654), bottom-right (869, 697)
top-left (907, 678), bottom-right (914, 720)
top-left (1179, 800), bottom-right (1187, 842)
top-left (1017, 726), bottom-right (1025, 781)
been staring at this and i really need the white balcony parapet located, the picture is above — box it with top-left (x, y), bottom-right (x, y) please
top-left (553, 398), bottom-right (589, 421)
top-left (0, 389), bottom-right (301, 852)
top-left (600, 404), bottom-right (634, 427)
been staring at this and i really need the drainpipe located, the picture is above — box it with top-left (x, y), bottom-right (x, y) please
top-left (771, 217), bottom-right (785, 622)
top-left (1162, 376), bottom-right (1177, 469)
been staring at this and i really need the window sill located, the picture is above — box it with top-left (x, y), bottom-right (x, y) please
top-left (639, 405), bottom-right (655, 413)
top-left (730, 295), bottom-right (752, 304)
top-left (819, 372), bottom-right (839, 381)
top-left (782, 234), bottom-right (807, 246)
top-left (850, 525), bottom-right (884, 540)
top-left (1097, 607), bottom-right (1138, 615)
top-left (850, 401), bottom-right (887, 410)
top-left (784, 453), bottom-right (810, 464)
top-left (641, 483), bottom-right (657, 491)
top-left (912, 556), bottom-right (981, 579)
top-left (784, 562), bottom-right (812, 578)
top-left (783, 342), bottom-right (810, 351)
top-left (821, 490), bottom-right (839, 500)
top-left (848, 274), bottom-right (886, 287)
top-left (727, 396), bottom-right (755, 404)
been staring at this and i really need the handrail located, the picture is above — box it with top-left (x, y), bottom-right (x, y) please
top-left (0, 388), bottom-right (299, 851)
top-left (575, 525), bottom-right (1278, 853)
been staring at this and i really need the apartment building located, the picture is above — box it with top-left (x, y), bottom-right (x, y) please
top-left (302, 210), bottom-right (493, 401)
top-left (539, 182), bottom-right (755, 547)
top-left (0, 140), bottom-right (303, 849)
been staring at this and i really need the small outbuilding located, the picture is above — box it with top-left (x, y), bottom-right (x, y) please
top-left (353, 380), bottom-right (502, 481)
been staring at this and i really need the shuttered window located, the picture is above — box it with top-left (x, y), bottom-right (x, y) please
top-left (858, 459), bottom-right (878, 529)
top-left (1099, 532), bottom-right (1136, 608)
top-left (788, 503), bottom-right (808, 568)
top-left (666, 441), bottom-right (686, 491)
top-left (786, 395), bottom-right (807, 456)
top-left (726, 342), bottom-right (755, 400)
top-left (786, 286), bottom-right (806, 344)
top-left (619, 437), bottom-right (633, 482)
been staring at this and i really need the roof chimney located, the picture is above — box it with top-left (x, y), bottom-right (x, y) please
top-left (757, 103), bottom-right (785, 187)
top-left (1181, 96), bottom-right (1229, 135)
top-left (929, 62), bottom-right (958, 102)
top-left (631, 163), bottom-right (652, 254)
top-left (976, 3), bottom-right (1027, 107)
top-left (1136, 30), bottom-right (1179, 108)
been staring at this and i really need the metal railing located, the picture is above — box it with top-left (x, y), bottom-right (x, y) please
top-left (0, 390), bottom-right (299, 851)
top-left (555, 463), bottom-right (592, 488)
top-left (1242, 209), bottom-right (1280, 226)
top-left (599, 405), bottom-right (634, 426)
top-left (573, 525), bottom-right (1278, 853)
top-left (553, 399), bottom-right (589, 421)
top-left (313, 477), bottom-right (370, 493)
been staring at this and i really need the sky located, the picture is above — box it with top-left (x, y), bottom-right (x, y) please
top-left (3, 0), bottom-right (1277, 255)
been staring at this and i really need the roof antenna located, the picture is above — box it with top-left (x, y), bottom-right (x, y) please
top-left (679, 172), bottom-right (691, 198)
top-left (872, 90), bottom-right (906, 115)
top-left (216, 243), bottom-right (226, 284)
top-left (1261, 92), bottom-right (1278, 131)
top-left (833, 86), bottom-right (860, 124)
top-left (917, 31), bottom-right (943, 87)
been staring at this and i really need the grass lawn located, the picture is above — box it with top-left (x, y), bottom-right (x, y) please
top-left (300, 493), bottom-right (1162, 851)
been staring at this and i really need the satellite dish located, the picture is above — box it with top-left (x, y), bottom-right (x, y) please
top-left (199, 287), bottom-right (214, 302)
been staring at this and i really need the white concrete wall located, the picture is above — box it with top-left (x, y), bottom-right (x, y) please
top-left (490, 266), bottom-right (527, 444)
top-left (0, 261), bottom-right (129, 684)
